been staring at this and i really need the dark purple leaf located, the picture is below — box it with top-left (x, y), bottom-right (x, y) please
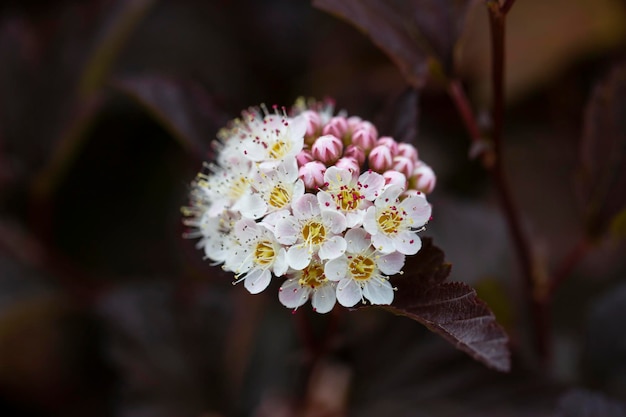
top-left (313, 0), bottom-right (476, 88)
top-left (112, 75), bottom-right (227, 157)
top-left (1, 0), bottom-right (155, 195)
top-left (383, 238), bottom-right (511, 372)
top-left (375, 87), bottom-right (420, 145)
top-left (578, 64), bottom-right (626, 239)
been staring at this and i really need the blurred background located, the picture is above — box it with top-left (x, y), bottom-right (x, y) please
top-left (1, 0), bottom-right (626, 416)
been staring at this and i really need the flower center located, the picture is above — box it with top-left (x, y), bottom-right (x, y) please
top-left (348, 255), bottom-right (376, 281)
top-left (268, 184), bottom-right (291, 208)
top-left (301, 221), bottom-right (326, 246)
top-left (269, 140), bottom-right (288, 159)
top-left (298, 262), bottom-right (327, 288)
top-left (377, 207), bottom-right (402, 234)
top-left (253, 240), bottom-right (275, 267)
top-left (334, 187), bottom-right (361, 211)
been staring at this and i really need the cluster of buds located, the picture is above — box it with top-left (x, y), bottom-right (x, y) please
top-left (182, 100), bottom-right (435, 313)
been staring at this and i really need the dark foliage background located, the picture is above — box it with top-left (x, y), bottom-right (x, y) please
top-left (1, 0), bottom-right (626, 416)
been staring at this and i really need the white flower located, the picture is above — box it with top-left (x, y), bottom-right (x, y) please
top-left (363, 185), bottom-right (431, 255)
top-left (198, 210), bottom-right (240, 266)
top-left (278, 257), bottom-right (337, 313)
top-left (318, 167), bottom-right (385, 228)
top-left (236, 158), bottom-right (304, 219)
top-left (239, 111), bottom-right (307, 170)
top-left (205, 156), bottom-right (256, 217)
top-left (275, 193), bottom-right (347, 270)
top-left (228, 218), bottom-right (288, 294)
top-left (325, 227), bottom-right (405, 307)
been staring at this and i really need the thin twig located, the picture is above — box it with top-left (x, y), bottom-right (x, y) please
top-left (485, 1), bottom-right (549, 361)
top-left (448, 79), bottom-right (482, 143)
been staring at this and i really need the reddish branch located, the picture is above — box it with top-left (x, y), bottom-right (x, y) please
top-left (486, 0), bottom-right (551, 362)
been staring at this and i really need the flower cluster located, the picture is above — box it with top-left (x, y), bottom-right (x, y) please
top-left (182, 100), bottom-right (435, 313)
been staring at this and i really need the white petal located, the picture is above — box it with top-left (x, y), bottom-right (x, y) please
top-left (311, 284), bottom-right (337, 314)
top-left (345, 210), bottom-right (365, 228)
top-left (292, 179), bottom-right (305, 201)
top-left (358, 171), bottom-right (385, 200)
top-left (402, 194), bottom-right (432, 226)
top-left (321, 210), bottom-right (347, 234)
top-left (292, 194), bottom-right (320, 220)
top-left (324, 166), bottom-right (352, 188)
top-left (241, 140), bottom-right (267, 162)
top-left (344, 227), bottom-right (370, 253)
top-left (289, 114), bottom-right (308, 144)
top-left (324, 256), bottom-right (348, 281)
top-left (272, 248), bottom-right (289, 277)
top-left (244, 268), bottom-right (272, 294)
top-left (394, 231), bottom-right (421, 255)
top-left (362, 278), bottom-right (394, 305)
top-left (233, 193), bottom-right (267, 219)
top-left (234, 218), bottom-right (260, 242)
top-left (377, 251), bottom-right (405, 275)
top-left (261, 210), bottom-right (291, 233)
top-left (375, 185), bottom-right (402, 208)
top-left (228, 246), bottom-right (253, 274)
top-left (281, 157), bottom-right (299, 182)
top-left (371, 232), bottom-right (396, 254)
top-left (287, 244), bottom-right (313, 270)
top-left (318, 236), bottom-right (346, 260)
top-left (317, 190), bottom-right (337, 211)
top-left (336, 279), bottom-right (362, 307)
top-left (275, 217), bottom-right (298, 245)
top-left (362, 206), bottom-right (378, 235)
top-left (278, 278), bottom-right (310, 308)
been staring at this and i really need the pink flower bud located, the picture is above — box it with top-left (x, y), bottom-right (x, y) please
top-left (368, 144), bottom-right (393, 172)
top-left (299, 161), bottom-right (326, 190)
top-left (383, 170), bottom-right (407, 189)
top-left (343, 144), bottom-right (365, 166)
top-left (296, 149), bottom-right (314, 167)
top-left (335, 157), bottom-right (361, 180)
top-left (411, 163), bottom-right (436, 194)
top-left (300, 110), bottom-right (322, 145)
top-left (322, 116), bottom-right (349, 139)
top-left (347, 116), bottom-right (362, 131)
top-left (351, 121), bottom-right (378, 152)
top-left (392, 156), bottom-right (415, 178)
top-left (397, 142), bottom-right (418, 162)
top-left (377, 136), bottom-right (398, 156)
top-left (312, 134), bottom-right (343, 165)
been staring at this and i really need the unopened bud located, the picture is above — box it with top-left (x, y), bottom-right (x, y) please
top-left (392, 156), bottom-right (415, 178)
top-left (368, 144), bottom-right (393, 172)
top-left (411, 163), bottom-right (436, 194)
top-left (377, 136), bottom-right (398, 156)
top-left (312, 134), bottom-right (343, 165)
top-left (397, 142), bottom-right (418, 162)
top-left (343, 144), bottom-right (366, 166)
top-left (335, 157), bottom-right (360, 180)
top-left (322, 116), bottom-right (349, 139)
top-left (299, 161), bottom-right (327, 190)
top-left (300, 110), bottom-right (322, 145)
top-left (351, 121), bottom-right (378, 152)
top-left (383, 170), bottom-right (407, 189)
top-left (296, 149), bottom-right (314, 167)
